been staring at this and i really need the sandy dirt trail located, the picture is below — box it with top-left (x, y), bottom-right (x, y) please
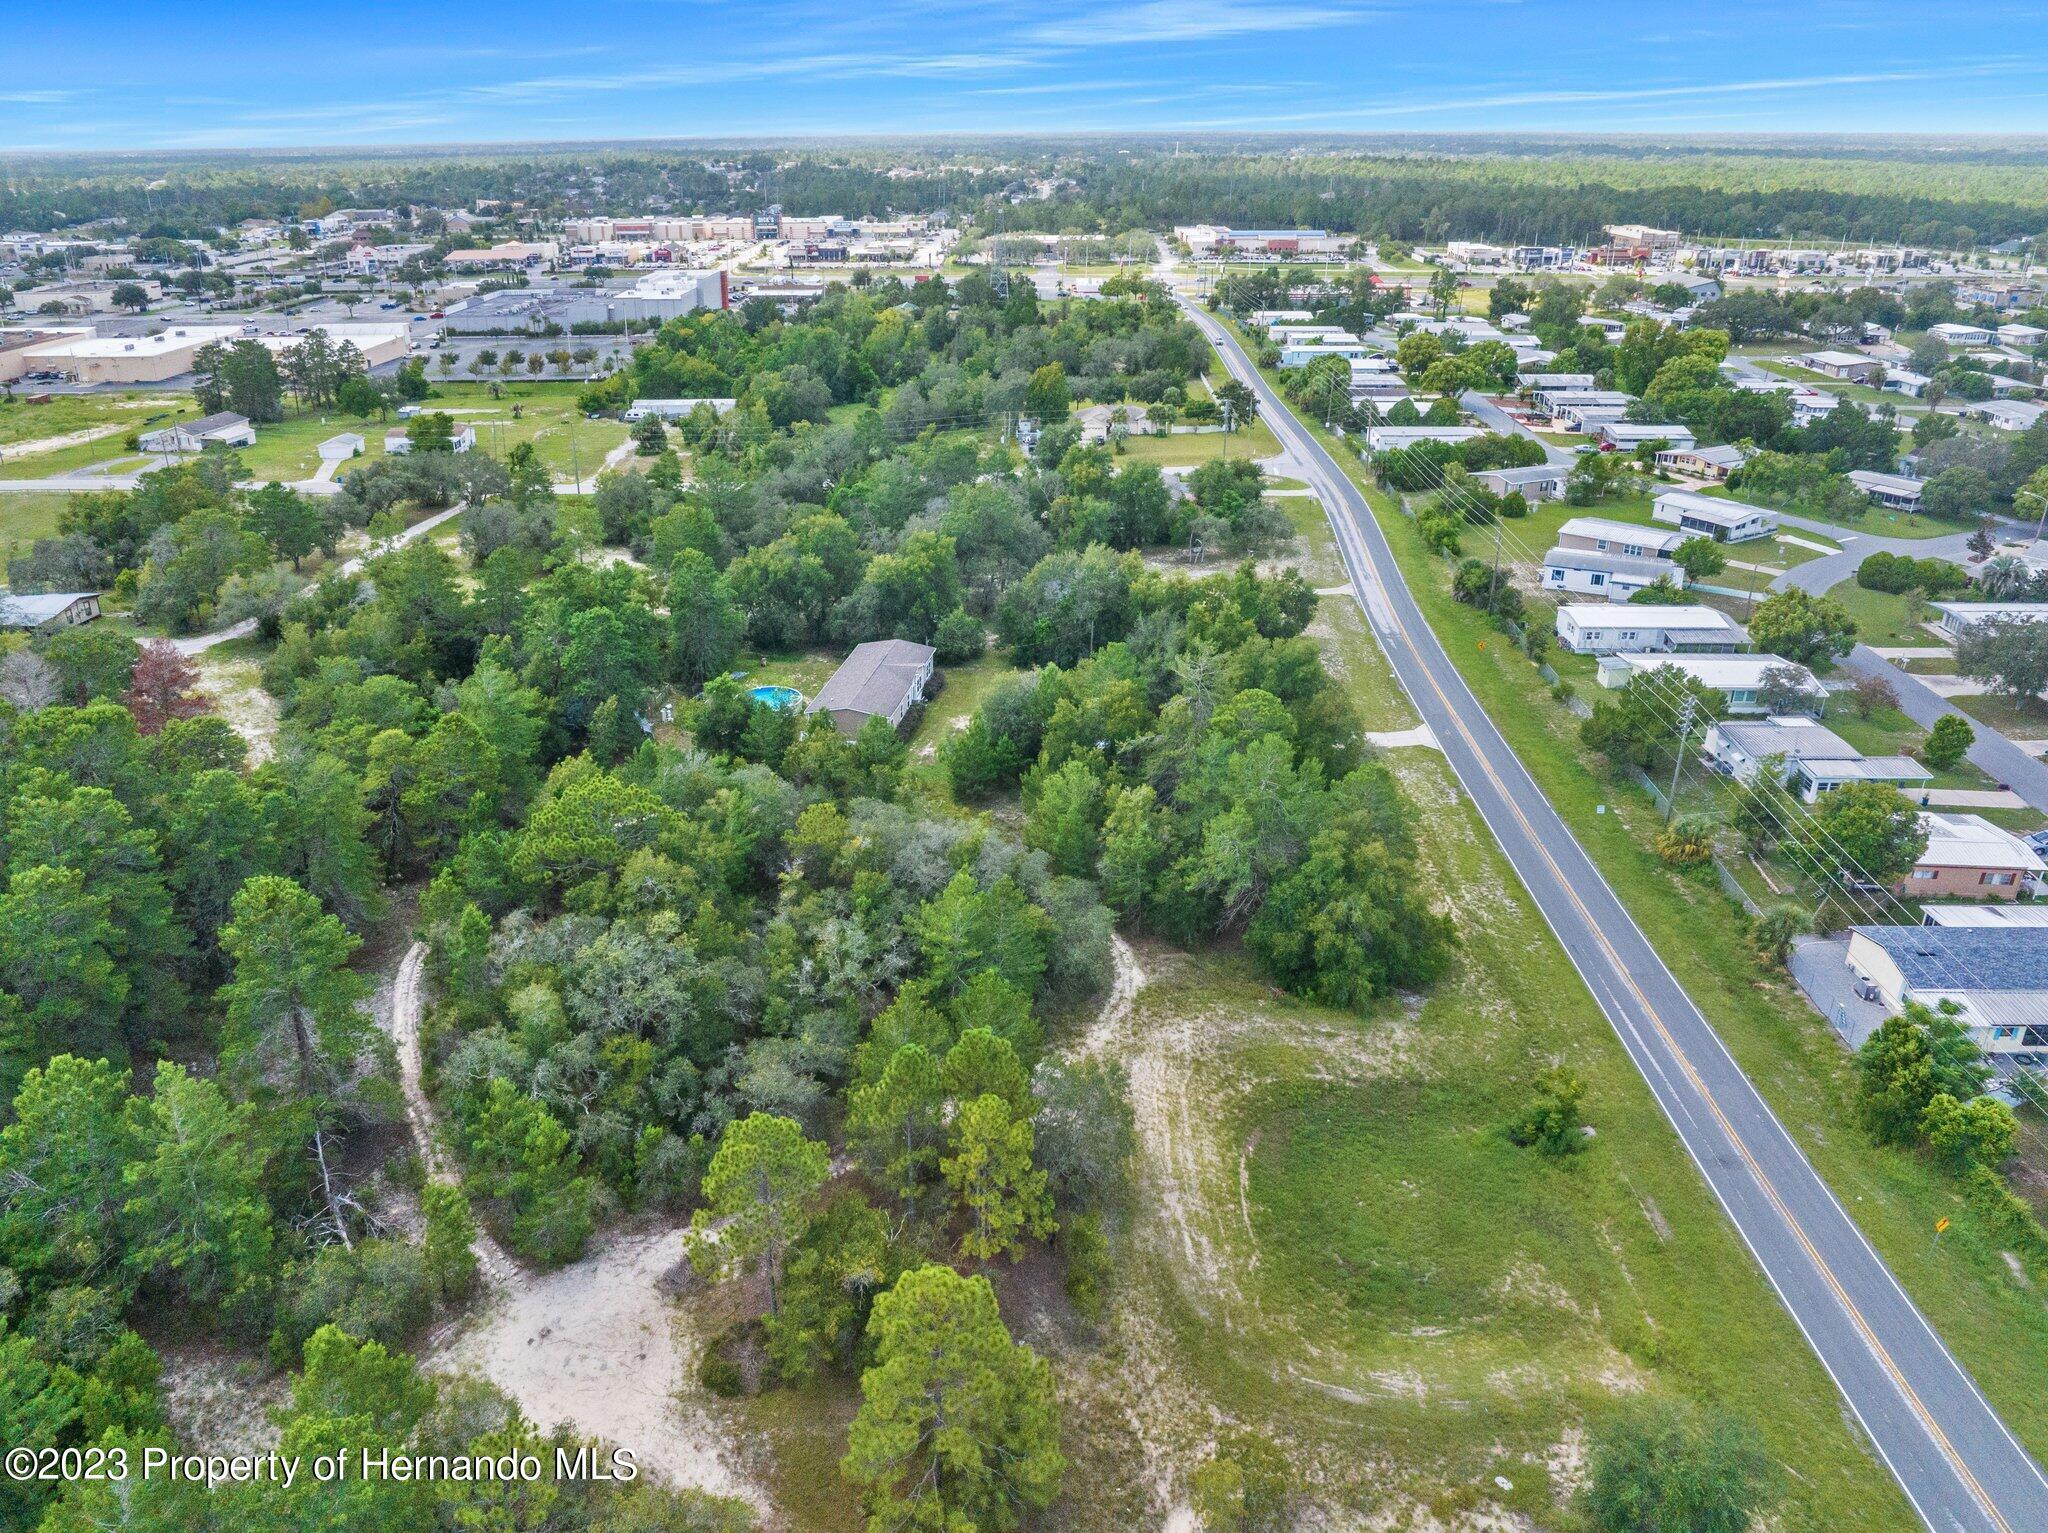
top-left (386, 941), bottom-right (770, 1514)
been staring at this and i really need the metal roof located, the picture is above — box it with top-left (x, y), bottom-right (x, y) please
top-left (1543, 545), bottom-right (1669, 578)
top-left (0, 591), bottom-right (95, 627)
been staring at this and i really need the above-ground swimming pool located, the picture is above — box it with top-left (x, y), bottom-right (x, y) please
top-left (748, 684), bottom-right (804, 711)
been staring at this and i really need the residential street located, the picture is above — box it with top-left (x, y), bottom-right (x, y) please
top-left (1759, 524), bottom-right (2048, 812)
top-left (1181, 291), bottom-right (2048, 1533)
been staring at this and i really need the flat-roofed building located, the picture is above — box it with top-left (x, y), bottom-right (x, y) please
top-left (1541, 545), bottom-right (1680, 600)
top-left (623, 398), bottom-right (736, 422)
top-left (1656, 443), bottom-right (1750, 481)
top-left (1555, 603), bottom-right (1744, 655)
top-left (1931, 602), bottom-right (2048, 641)
top-left (1555, 517), bottom-right (1689, 560)
top-left (1651, 490), bottom-right (1776, 543)
top-left (1598, 421), bottom-right (1696, 452)
top-left (1365, 425), bottom-right (1482, 451)
top-left (1847, 470), bottom-right (1924, 512)
top-left (1595, 652), bottom-right (1822, 713)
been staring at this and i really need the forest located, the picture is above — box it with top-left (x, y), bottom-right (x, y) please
top-left (7, 137), bottom-right (2048, 248)
top-left (0, 269), bottom-right (1459, 1530)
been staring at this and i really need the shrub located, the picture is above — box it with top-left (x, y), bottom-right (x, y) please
top-left (270, 1238), bottom-right (436, 1362)
top-left (1506, 1067), bottom-right (1588, 1156)
top-left (1060, 1210), bottom-right (1113, 1322)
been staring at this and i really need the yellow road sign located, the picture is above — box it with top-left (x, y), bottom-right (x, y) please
top-left (1936, 1217), bottom-right (1951, 1234)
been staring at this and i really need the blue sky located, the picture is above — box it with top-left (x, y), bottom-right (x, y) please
top-left (8, 0), bottom-right (2048, 150)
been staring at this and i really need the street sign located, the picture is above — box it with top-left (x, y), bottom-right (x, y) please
top-left (1936, 1217), bottom-right (1950, 1234)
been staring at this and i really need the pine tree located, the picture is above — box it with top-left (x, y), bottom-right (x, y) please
top-left (842, 1265), bottom-right (1064, 1529)
top-left (942, 1094), bottom-right (1055, 1262)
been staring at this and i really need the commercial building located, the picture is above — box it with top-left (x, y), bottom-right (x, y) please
top-left (1655, 444), bottom-right (1750, 481)
top-left (1555, 603), bottom-right (1745, 655)
top-left (1595, 653), bottom-right (1822, 713)
top-left (12, 321), bottom-right (408, 384)
top-left (11, 279), bottom-right (163, 315)
top-left (1846, 470), bottom-right (1925, 512)
top-left (1541, 546), bottom-right (1681, 599)
top-left (0, 324), bottom-right (93, 382)
top-left (1174, 225), bottom-right (1349, 259)
top-left (808, 640), bottom-right (936, 736)
top-left (1703, 715), bottom-right (1928, 802)
top-left (443, 241), bottom-right (559, 269)
top-left (1651, 490), bottom-right (1777, 543)
top-left (1846, 926), bottom-right (2048, 1060)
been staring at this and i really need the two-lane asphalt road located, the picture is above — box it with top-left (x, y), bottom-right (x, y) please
top-left (1182, 295), bottom-right (2048, 1533)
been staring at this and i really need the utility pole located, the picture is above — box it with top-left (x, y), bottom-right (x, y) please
top-left (1667, 694), bottom-right (1697, 822)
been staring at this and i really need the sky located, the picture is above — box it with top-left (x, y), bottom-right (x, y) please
top-left (8, 0), bottom-right (2048, 151)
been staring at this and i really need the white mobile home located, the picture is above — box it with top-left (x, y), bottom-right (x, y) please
top-left (1596, 653), bottom-right (1822, 713)
top-left (1651, 490), bottom-right (1776, 543)
top-left (1555, 604), bottom-right (1745, 656)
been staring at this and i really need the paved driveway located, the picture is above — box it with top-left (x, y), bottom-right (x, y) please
top-left (1789, 935), bottom-right (1892, 1050)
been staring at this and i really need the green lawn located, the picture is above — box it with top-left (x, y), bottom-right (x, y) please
top-left (1827, 579), bottom-right (1937, 648)
top-left (1255, 356), bottom-right (2048, 1490)
top-left (0, 491), bottom-right (76, 575)
top-left (232, 381), bottom-right (630, 485)
top-left (1956, 691), bottom-right (2048, 739)
top-left (1112, 420), bottom-right (1283, 467)
top-left (909, 655), bottom-right (1017, 760)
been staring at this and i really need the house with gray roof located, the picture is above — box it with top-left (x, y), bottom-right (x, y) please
top-left (1541, 545), bottom-right (1678, 600)
top-left (1845, 925), bottom-right (2048, 1060)
top-left (0, 591), bottom-right (100, 632)
top-left (809, 640), bottom-right (937, 736)
top-left (1703, 714), bottom-right (1929, 802)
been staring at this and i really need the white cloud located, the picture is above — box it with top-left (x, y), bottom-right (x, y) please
top-left (1027, 0), bottom-right (1367, 45)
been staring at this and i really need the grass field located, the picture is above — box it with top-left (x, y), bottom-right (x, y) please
top-left (232, 381), bottom-right (630, 484)
top-left (0, 390), bottom-right (195, 450)
top-left (1044, 492), bottom-right (1916, 1527)
top-left (1112, 420), bottom-right (1283, 467)
top-left (0, 491), bottom-right (77, 575)
top-left (1289, 404), bottom-right (2048, 1485)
